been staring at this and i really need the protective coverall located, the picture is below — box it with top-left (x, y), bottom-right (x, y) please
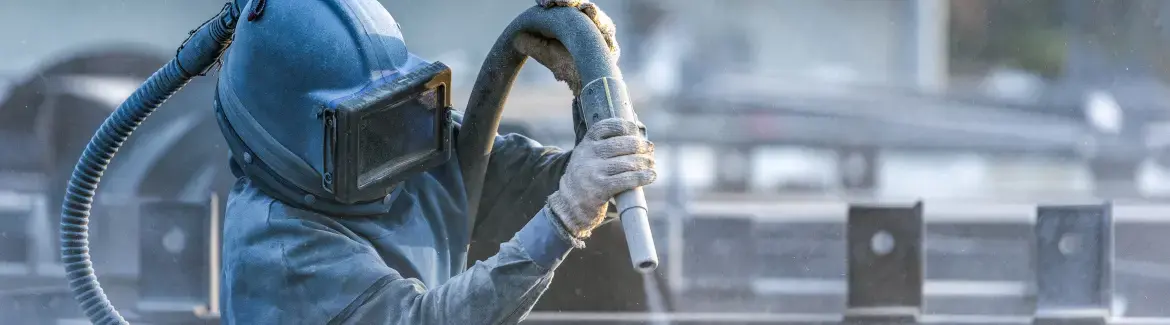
top-left (215, 0), bottom-right (645, 324)
top-left (220, 132), bottom-right (571, 324)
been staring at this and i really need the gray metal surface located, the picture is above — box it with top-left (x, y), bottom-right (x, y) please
top-left (137, 201), bottom-right (211, 312)
top-left (1034, 204), bottom-right (1113, 323)
top-left (671, 201), bottom-right (1170, 318)
top-left (845, 203), bottom-right (924, 321)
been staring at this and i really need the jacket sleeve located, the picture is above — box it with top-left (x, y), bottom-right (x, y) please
top-left (472, 133), bottom-right (572, 242)
top-left (316, 207), bottom-right (576, 324)
top-left (448, 110), bottom-right (573, 243)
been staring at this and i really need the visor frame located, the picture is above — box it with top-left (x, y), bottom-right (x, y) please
top-left (323, 61), bottom-right (454, 204)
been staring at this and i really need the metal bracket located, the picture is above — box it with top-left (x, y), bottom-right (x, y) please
top-left (137, 200), bottom-right (213, 315)
top-left (1033, 203), bottom-right (1113, 325)
top-left (844, 201), bottom-right (924, 323)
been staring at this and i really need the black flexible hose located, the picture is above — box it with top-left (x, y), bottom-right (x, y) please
top-left (462, 4), bottom-right (659, 273)
top-left (459, 5), bottom-right (619, 229)
top-left (60, 4), bottom-right (237, 324)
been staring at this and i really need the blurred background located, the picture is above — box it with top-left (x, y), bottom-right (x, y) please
top-left (4, 0), bottom-right (1170, 323)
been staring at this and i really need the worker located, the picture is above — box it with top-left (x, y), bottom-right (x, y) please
top-left (214, 0), bottom-right (656, 324)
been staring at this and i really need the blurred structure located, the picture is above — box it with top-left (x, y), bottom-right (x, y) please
top-left (6, 0), bottom-right (1170, 323)
top-left (0, 2), bottom-right (658, 323)
top-left (0, 48), bottom-right (235, 323)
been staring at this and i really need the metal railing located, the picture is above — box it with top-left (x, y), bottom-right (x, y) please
top-left (524, 200), bottom-right (1170, 324)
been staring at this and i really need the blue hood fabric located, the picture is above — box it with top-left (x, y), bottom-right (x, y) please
top-left (215, 1), bottom-right (579, 323)
top-left (218, 0), bottom-right (434, 215)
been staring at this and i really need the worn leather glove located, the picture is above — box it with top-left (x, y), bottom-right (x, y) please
top-left (548, 118), bottom-right (657, 239)
top-left (514, 0), bottom-right (620, 94)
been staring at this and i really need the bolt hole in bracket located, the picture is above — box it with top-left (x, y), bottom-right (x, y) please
top-left (871, 230), bottom-right (896, 256)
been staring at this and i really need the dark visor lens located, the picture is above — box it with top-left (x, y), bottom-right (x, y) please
top-left (356, 88), bottom-right (441, 187)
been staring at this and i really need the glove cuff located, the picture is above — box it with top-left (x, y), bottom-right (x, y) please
top-left (543, 205), bottom-right (587, 249)
top-left (547, 191), bottom-right (601, 240)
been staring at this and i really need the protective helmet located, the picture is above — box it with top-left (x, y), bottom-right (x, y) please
top-left (216, 0), bottom-right (455, 215)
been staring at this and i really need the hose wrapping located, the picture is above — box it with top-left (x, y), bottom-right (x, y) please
top-left (60, 4), bottom-right (237, 324)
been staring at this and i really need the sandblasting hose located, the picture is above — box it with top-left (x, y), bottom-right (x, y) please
top-left (60, 5), bottom-right (236, 325)
top-left (461, 6), bottom-right (659, 272)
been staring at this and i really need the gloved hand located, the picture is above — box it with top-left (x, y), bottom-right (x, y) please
top-left (514, 0), bottom-right (619, 94)
top-left (547, 118), bottom-right (657, 239)
top-left (534, 0), bottom-right (619, 57)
